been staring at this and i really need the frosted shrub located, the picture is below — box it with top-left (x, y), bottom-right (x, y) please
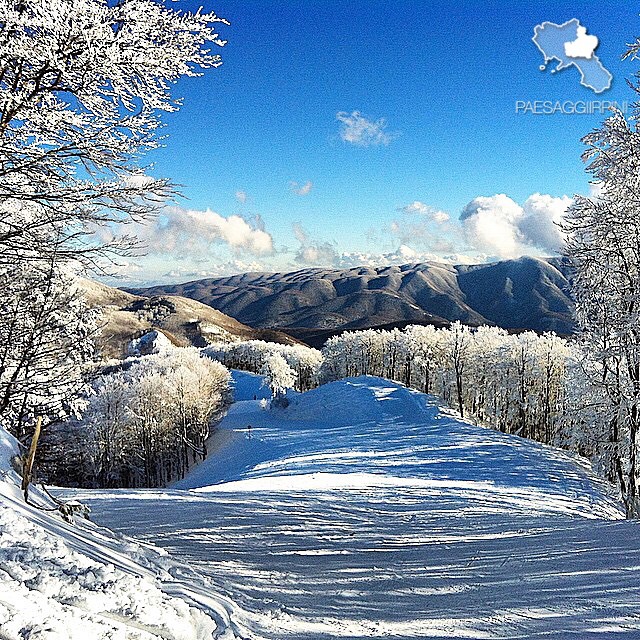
top-left (205, 340), bottom-right (322, 391)
top-left (59, 348), bottom-right (231, 487)
top-left (261, 353), bottom-right (296, 408)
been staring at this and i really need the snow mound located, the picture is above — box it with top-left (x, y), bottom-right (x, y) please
top-left (177, 375), bottom-right (623, 520)
top-left (127, 329), bottom-right (174, 356)
top-left (281, 375), bottom-right (437, 425)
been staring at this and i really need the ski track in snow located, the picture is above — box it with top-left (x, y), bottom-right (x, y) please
top-left (57, 372), bottom-right (640, 639)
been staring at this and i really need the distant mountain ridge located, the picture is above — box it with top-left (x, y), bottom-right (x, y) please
top-left (126, 257), bottom-right (575, 346)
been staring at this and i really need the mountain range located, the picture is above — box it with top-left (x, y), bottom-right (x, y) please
top-left (126, 256), bottom-right (575, 347)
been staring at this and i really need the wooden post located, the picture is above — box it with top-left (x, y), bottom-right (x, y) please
top-left (21, 416), bottom-right (42, 501)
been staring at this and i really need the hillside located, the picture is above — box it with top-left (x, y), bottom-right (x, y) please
top-left (127, 256), bottom-right (575, 345)
top-left (0, 424), bottom-right (224, 638)
top-left (78, 278), bottom-right (299, 358)
top-left (60, 372), bottom-right (640, 639)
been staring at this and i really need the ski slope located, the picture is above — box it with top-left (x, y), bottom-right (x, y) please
top-left (61, 372), bottom-right (640, 639)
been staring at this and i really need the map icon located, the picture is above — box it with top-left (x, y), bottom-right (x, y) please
top-left (533, 19), bottom-right (612, 93)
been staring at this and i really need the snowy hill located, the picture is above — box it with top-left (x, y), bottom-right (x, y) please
top-left (78, 278), bottom-right (299, 358)
top-left (59, 373), bottom-right (640, 639)
top-left (0, 425), bottom-right (225, 638)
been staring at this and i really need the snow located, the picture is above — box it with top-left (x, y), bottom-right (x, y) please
top-left (3, 370), bottom-right (640, 639)
top-left (54, 373), bottom-right (640, 639)
top-left (127, 329), bottom-right (174, 356)
top-left (0, 425), bottom-right (222, 639)
top-left (229, 369), bottom-right (271, 401)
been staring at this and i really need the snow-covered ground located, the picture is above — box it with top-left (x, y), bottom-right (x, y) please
top-left (57, 372), bottom-right (640, 639)
top-left (0, 425), bottom-right (225, 639)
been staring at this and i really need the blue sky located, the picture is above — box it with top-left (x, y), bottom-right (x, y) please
top-left (120, 0), bottom-right (640, 284)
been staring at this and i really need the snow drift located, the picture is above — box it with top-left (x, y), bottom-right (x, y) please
top-left (0, 425), bottom-right (222, 639)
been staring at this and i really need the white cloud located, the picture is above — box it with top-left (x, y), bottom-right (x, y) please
top-left (390, 220), bottom-right (439, 246)
top-left (336, 111), bottom-right (398, 147)
top-left (296, 243), bottom-right (339, 265)
top-left (292, 223), bottom-right (308, 245)
top-left (292, 223), bottom-right (339, 266)
top-left (235, 190), bottom-right (248, 204)
top-left (519, 193), bottom-right (571, 253)
top-left (433, 211), bottom-right (450, 224)
top-left (400, 201), bottom-right (428, 215)
top-left (291, 218), bottom-right (476, 269)
top-left (106, 189), bottom-right (576, 284)
top-left (337, 246), bottom-right (477, 269)
top-left (398, 201), bottom-right (450, 223)
top-left (163, 259), bottom-right (265, 281)
top-left (294, 191), bottom-right (571, 269)
top-left (385, 201), bottom-right (456, 254)
top-left (565, 25), bottom-right (598, 59)
top-left (460, 194), bottom-right (524, 259)
top-left (290, 180), bottom-right (313, 196)
top-left (100, 260), bottom-right (144, 278)
top-left (460, 193), bottom-right (571, 259)
top-left (136, 206), bottom-right (274, 257)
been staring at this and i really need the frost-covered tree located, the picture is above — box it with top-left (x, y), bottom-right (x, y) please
top-left (208, 325), bottom-right (573, 455)
top-left (319, 324), bottom-right (571, 446)
top-left (440, 321), bottom-right (472, 418)
top-left (206, 340), bottom-right (322, 392)
top-left (562, 106), bottom-right (640, 516)
top-left (151, 348), bottom-right (232, 467)
top-left (560, 38), bottom-right (640, 516)
top-left (0, 0), bottom-right (228, 266)
top-left (464, 325), bottom-right (509, 429)
top-left (404, 324), bottom-right (442, 394)
top-left (262, 353), bottom-right (296, 408)
top-left (82, 371), bottom-right (131, 488)
top-left (52, 348), bottom-right (231, 487)
top-left (533, 333), bottom-right (571, 444)
top-left (555, 354), bottom-right (611, 465)
top-left (120, 348), bottom-right (230, 486)
top-left (509, 332), bottom-right (539, 439)
top-left (0, 257), bottom-right (98, 439)
top-left (0, 0), bottom-right (228, 451)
